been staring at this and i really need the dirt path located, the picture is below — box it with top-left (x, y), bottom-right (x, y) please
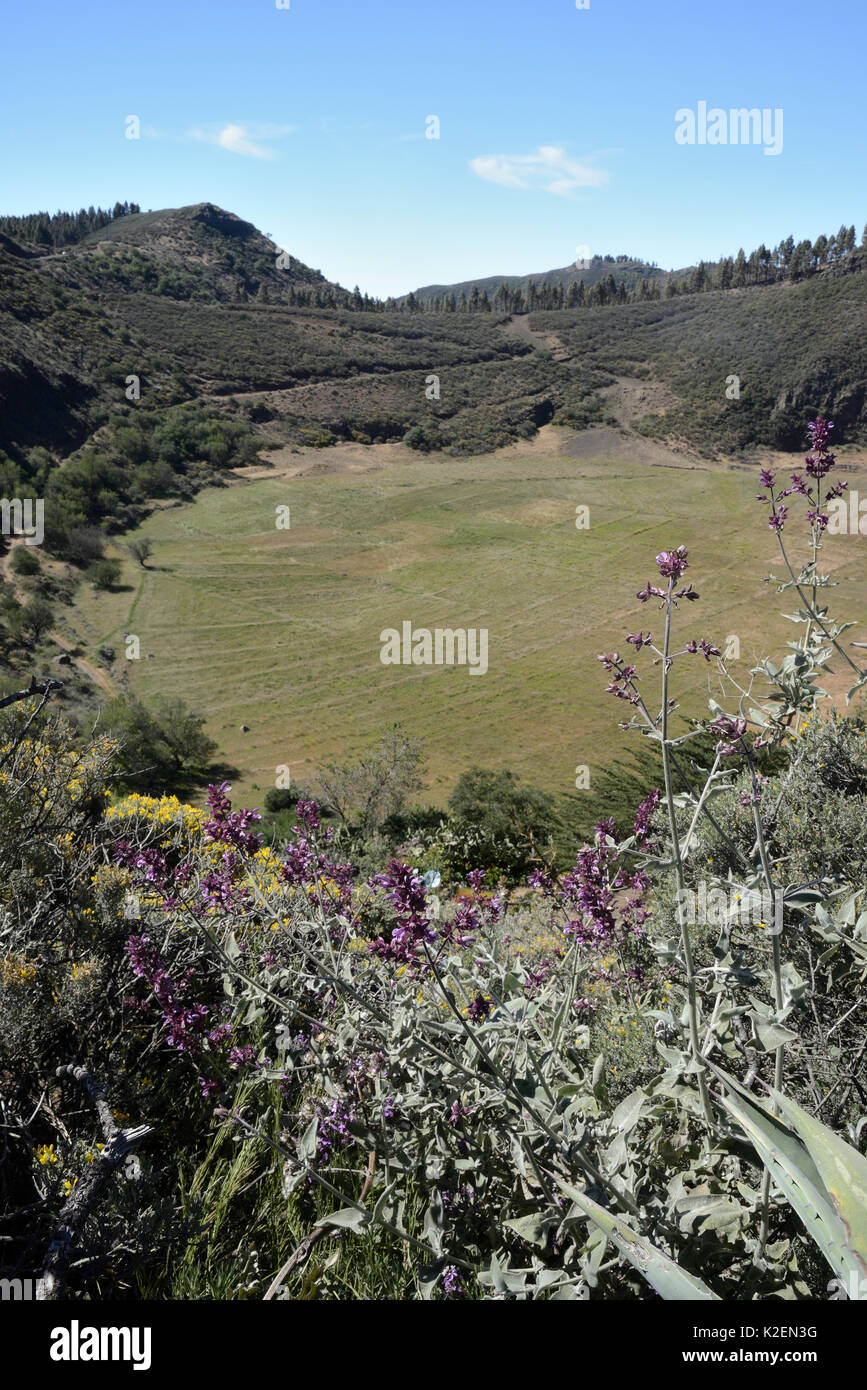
top-left (498, 313), bottom-right (573, 361)
top-left (49, 629), bottom-right (116, 697)
top-left (599, 374), bottom-right (682, 430)
top-left (499, 317), bottom-right (680, 433)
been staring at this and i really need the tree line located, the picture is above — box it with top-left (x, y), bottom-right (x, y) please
top-left (0, 201), bottom-right (142, 248)
top-left (257, 221), bottom-right (864, 315)
top-left (391, 223), bottom-right (864, 315)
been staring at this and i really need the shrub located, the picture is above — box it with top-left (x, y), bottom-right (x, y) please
top-left (10, 546), bottom-right (40, 576)
top-left (4, 415), bottom-right (867, 1304)
top-left (88, 558), bottom-right (122, 590)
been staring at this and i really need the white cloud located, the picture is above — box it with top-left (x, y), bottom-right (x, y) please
top-left (218, 125), bottom-right (273, 159)
top-left (469, 145), bottom-right (607, 195)
top-left (189, 123), bottom-right (296, 160)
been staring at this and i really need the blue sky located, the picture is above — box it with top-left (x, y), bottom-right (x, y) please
top-left (2, 0), bottom-right (865, 297)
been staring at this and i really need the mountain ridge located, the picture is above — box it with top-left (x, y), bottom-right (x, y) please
top-left (0, 200), bottom-right (865, 473)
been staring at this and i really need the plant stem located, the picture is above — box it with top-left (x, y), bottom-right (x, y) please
top-left (743, 745), bottom-right (785, 1260)
top-left (660, 579), bottom-right (714, 1127)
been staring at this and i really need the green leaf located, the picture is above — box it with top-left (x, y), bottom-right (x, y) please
top-left (504, 1210), bottom-right (559, 1250)
top-left (418, 1257), bottom-right (448, 1300)
top-left (674, 1193), bottom-right (745, 1235)
top-left (317, 1205), bottom-right (370, 1233)
top-left (609, 1087), bottom-right (649, 1139)
top-left (750, 1013), bottom-right (799, 1052)
top-left (713, 1071), bottom-right (865, 1289)
top-left (555, 1180), bottom-right (719, 1300)
top-left (422, 1187), bottom-right (445, 1255)
top-left (297, 1116), bottom-right (318, 1162)
top-left (769, 1090), bottom-right (867, 1283)
top-left (372, 1180), bottom-right (400, 1227)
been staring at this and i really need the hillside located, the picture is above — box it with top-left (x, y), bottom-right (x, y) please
top-left (77, 202), bottom-right (338, 300)
top-left (0, 199), bottom-right (866, 503)
top-left (532, 248), bottom-right (867, 451)
top-left (409, 255), bottom-right (667, 306)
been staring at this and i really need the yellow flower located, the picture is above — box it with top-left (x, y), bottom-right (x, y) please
top-left (35, 1144), bottom-right (58, 1166)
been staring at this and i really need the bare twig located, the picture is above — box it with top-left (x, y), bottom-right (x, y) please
top-left (0, 678), bottom-right (65, 710)
top-left (37, 1064), bottom-right (152, 1301)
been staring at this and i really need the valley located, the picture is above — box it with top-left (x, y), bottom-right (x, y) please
top-left (63, 424), bottom-right (867, 806)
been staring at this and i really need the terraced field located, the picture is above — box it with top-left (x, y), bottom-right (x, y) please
top-left (66, 426), bottom-right (867, 806)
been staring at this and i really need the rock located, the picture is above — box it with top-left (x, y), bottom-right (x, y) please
top-left (240, 724), bottom-right (249, 733)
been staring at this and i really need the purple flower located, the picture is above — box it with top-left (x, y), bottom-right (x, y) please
top-left (636, 582), bottom-right (666, 603)
top-left (655, 546), bottom-right (689, 581)
top-left (125, 934), bottom-right (209, 1053)
top-left (295, 800), bottom-right (321, 832)
top-left (370, 860), bottom-right (434, 963)
top-left (447, 1100), bottom-right (472, 1126)
top-left (314, 1100), bottom-right (358, 1164)
top-left (807, 416), bottom-right (833, 453)
top-left (467, 994), bottom-right (491, 1023)
top-left (228, 1045), bottom-right (258, 1068)
top-left (442, 871), bottom-right (501, 949)
top-left (709, 714), bottom-right (748, 756)
top-left (203, 782), bottom-right (264, 855)
top-left (632, 789), bottom-right (661, 849)
top-left (280, 804), bottom-right (355, 908)
top-left (686, 638), bottom-right (721, 661)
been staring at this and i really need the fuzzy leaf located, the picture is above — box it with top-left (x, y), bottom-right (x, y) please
top-left (768, 1090), bottom-right (867, 1283)
top-left (714, 1073), bottom-right (865, 1290)
top-left (556, 1180), bottom-right (718, 1300)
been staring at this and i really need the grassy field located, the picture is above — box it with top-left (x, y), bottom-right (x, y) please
top-left (66, 426), bottom-right (867, 807)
